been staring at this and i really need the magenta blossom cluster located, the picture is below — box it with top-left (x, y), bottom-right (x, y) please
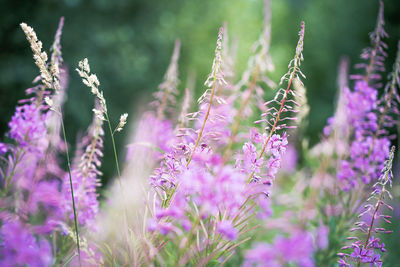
top-left (323, 1), bottom-right (393, 191)
top-left (339, 146), bottom-right (394, 267)
top-left (0, 18), bottom-right (104, 266)
top-left (334, 80), bottom-right (390, 188)
top-left (243, 231), bottom-right (315, 267)
top-left (142, 21), bottom-right (306, 266)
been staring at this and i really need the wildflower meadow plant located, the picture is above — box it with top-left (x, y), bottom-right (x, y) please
top-left (0, 0), bottom-right (398, 266)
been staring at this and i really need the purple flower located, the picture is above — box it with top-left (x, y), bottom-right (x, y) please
top-left (126, 112), bottom-right (175, 161)
top-left (280, 144), bottom-right (298, 173)
top-left (63, 109), bottom-right (103, 228)
top-left (0, 143), bottom-right (7, 154)
top-left (350, 245), bottom-right (373, 262)
top-left (217, 220), bottom-right (238, 240)
top-left (244, 231), bottom-right (315, 267)
top-left (339, 147), bottom-right (394, 266)
top-left (8, 103), bottom-right (48, 151)
top-left (316, 223), bottom-right (329, 250)
top-left (250, 128), bottom-right (263, 144)
top-left (0, 220), bottom-right (52, 267)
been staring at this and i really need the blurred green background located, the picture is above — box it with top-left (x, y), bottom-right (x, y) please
top-left (1, 0), bottom-right (400, 184)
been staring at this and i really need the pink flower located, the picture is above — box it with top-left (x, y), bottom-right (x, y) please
top-left (217, 220), bottom-right (238, 240)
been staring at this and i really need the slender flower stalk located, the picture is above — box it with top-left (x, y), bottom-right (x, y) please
top-left (186, 27), bottom-right (224, 167)
top-left (76, 58), bottom-right (130, 252)
top-left (375, 40), bottom-right (400, 138)
top-left (339, 147), bottom-right (395, 266)
top-left (247, 21), bottom-right (305, 183)
top-left (362, 0), bottom-right (387, 84)
top-left (64, 100), bottom-right (104, 227)
top-left (76, 58), bottom-right (128, 178)
top-left (61, 116), bottom-right (82, 264)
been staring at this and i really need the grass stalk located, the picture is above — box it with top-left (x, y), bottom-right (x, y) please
top-left (61, 116), bottom-right (81, 266)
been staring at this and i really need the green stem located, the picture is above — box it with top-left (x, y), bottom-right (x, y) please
top-left (61, 116), bottom-right (81, 266)
top-left (104, 111), bottom-right (130, 246)
top-left (105, 112), bottom-right (121, 177)
top-left (186, 64), bottom-right (219, 167)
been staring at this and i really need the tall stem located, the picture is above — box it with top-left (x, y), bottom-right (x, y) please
top-left (375, 49), bottom-right (400, 139)
top-left (186, 70), bottom-right (218, 167)
top-left (104, 111), bottom-right (130, 247)
top-left (356, 186), bottom-right (384, 267)
top-left (105, 112), bottom-right (121, 178)
top-left (246, 64), bottom-right (298, 183)
top-left (61, 116), bottom-right (81, 266)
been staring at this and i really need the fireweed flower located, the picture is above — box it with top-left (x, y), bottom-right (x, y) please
top-left (243, 231), bottom-right (315, 267)
top-left (324, 1), bottom-right (395, 190)
top-left (127, 113), bottom-right (175, 161)
top-left (240, 20), bottom-right (308, 266)
top-left (8, 103), bottom-right (48, 152)
top-left (339, 147), bottom-right (395, 266)
top-left (217, 220), bottom-right (239, 241)
top-left (146, 29), bottom-right (252, 264)
top-left (245, 21), bottom-right (305, 186)
top-left (3, 3), bottom-right (399, 266)
top-left (63, 102), bottom-right (104, 228)
top-left (0, 220), bottom-right (52, 267)
top-left (183, 27), bottom-right (225, 166)
top-left (0, 143), bottom-right (7, 154)
top-left (145, 21), bottom-right (305, 267)
top-left (0, 18), bottom-right (67, 266)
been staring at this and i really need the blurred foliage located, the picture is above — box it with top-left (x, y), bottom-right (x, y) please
top-left (0, 0), bottom-right (400, 185)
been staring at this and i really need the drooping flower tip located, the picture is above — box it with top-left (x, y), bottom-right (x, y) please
top-left (296, 21), bottom-right (305, 61)
top-left (380, 145), bottom-right (395, 186)
top-left (52, 17), bottom-right (64, 55)
top-left (217, 27), bottom-right (223, 54)
top-left (204, 26), bottom-right (227, 87)
top-left (376, 0), bottom-right (387, 39)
